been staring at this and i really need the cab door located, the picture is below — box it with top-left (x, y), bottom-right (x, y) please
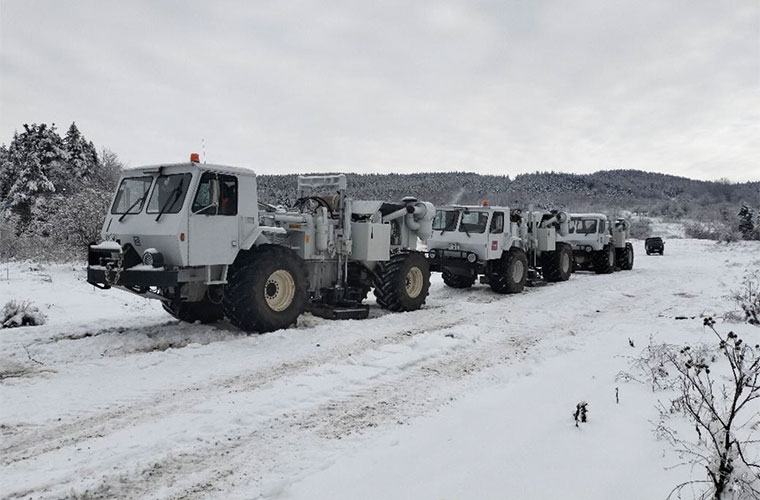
top-left (486, 211), bottom-right (506, 259)
top-left (188, 171), bottom-right (240, 266)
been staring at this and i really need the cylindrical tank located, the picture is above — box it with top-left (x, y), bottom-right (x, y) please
top-left (406, 202), bottom-right (434, 242)
top-left (315, 206), bottom-right (329, 253)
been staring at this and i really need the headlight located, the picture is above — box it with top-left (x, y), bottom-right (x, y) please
top-left (142, 249), bottom-right (164, 268)
top-left (429, 248), bottom-right (438, 258)
top-left (467, 253), bottom-right (477, 263)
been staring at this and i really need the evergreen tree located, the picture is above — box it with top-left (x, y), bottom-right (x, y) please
top-left (4, 124), bottom-right (63, 225)
top-left (64, 122), bottom-right (99, 181)
top-left (0, 143), bottom-right (11, 202)
top-left (737, 203), bottom-right (755, 240)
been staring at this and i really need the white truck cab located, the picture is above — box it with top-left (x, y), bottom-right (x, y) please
top-left (425, 204), bottom-right (573, 293)
top-left (558, 213), bottom-right (634, 273)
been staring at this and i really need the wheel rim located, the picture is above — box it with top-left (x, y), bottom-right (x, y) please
top-left (264, 269), bottom-right (296, 312)
top-left (511, 260), bottom-right (525, 283)
top-left (405, 267), bottom-right (424, 298)
top-left (560, 252), bottom-right (571, 274)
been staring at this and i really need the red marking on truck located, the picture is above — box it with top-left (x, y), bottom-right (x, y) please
top-left (492, 241), bottom-right (498, 250)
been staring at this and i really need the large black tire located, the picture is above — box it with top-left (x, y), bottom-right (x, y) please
top-left (542, 243), bottom-right (573, 282)
top-left (593, 244), bottom-right (615, 274)
top-left (374, 251), bottom-right (431, 312)
top-left (442, 268), bottom-right (475, 289)
top-left (162, 297), bottom-right (224, 324)
top-left (617, 242), bottom-right (634, 270)
top-left (223, 246), bottom-right (307, 333)
top-left (490, 248), bottom-right (528, 294)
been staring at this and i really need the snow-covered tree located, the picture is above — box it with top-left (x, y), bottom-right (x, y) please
top-left (737, 203), bottom-right (755, 240)
top-left (0, 143), bottom-right (11, 202)
top-left (89, 148), bottom-right (123, 192)
top-left (64, 122), bottom-right (99, 181)
top-left (3, 124), bottom-right (62, 225)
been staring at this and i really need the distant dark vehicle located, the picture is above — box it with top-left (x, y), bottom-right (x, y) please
top-left (645, 237), bottom-right (665, 255)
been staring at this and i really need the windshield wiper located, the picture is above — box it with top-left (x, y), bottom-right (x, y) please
top-left (118, 192), bottom-right (149, 222)
top-left (155, 181), bottom-right (184, 222)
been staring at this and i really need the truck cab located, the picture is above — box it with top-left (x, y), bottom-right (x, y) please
top-left (558, 214), bottom-right (634, 273)
top-left (425, 204), bottom-right (528, 293)
top-left (427, 205), bottom-right (522, 262)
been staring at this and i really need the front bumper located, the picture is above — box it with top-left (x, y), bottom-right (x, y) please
top-left (87, 266), bottom-right (179, 288)
top-left (425, 248), bottom-right (479, 272)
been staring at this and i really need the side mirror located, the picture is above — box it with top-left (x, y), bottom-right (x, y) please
top-left (210, 179), bottom-right (221, 207)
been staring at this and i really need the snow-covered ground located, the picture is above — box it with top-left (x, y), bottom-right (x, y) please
top-left (1, 239), bottom-right (758, 500)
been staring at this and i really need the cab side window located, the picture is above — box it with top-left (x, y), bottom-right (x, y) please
top-left (490, 212), bottom-right (504, 234)
top-left (219, 176), bottom-right (238, 215)
top-left (192, 172), bottom-right (238, 216)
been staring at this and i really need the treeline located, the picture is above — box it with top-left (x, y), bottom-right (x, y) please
top-left (0, 123), bottom-right (123, 260)
top-left (256, 169), bottom-right (760, 216)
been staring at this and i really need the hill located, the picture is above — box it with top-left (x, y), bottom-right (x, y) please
top-left (257, 169), bottom-right (760, 218)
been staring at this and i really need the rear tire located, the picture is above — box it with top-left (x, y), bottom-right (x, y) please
top-left (223, 246), bottom-right (307, 333)
top-left (620, 242), bottom-right (634, 270)
top-left (542, 243), bottom-right (572, 282)
top-left (162, 297), bottom-right (224, 324)
top-left (442, 269), bottom-right (475, 289)
top-left (374, 251), bottom-right (431, 312)
top-left (593, 245), bottom-right (615, 274)
top-left (490, 248), bottom-right (528, 294)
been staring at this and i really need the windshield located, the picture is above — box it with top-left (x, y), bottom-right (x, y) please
top-left (432, 210), bottom-right (459, 232)
top-left (111, 176), bottom-right (153, 214)
top-left (570, 218), bottom-right (598, 235)
top-left (459, 211), bottom-right (489, 234)
top-left (146, 173), bottom-right (192, 214)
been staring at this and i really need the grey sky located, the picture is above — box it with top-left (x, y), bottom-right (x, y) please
top-left (1, 0), bottom-right (758, 181)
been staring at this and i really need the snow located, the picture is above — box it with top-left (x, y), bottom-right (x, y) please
top-left (1, 239), bottom-right (759, 499)
top-left (90, 240), bottom-right (122, 251)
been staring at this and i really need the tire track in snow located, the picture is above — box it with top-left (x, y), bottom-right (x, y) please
top-left (0, 313), bottom-right (469, 468)
top-left (41, 326), bottom-right (541, 500)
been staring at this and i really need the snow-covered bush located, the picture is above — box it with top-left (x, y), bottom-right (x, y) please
top-left (1, 300), bottom-right (47, 328)
top-left (644, 319), bottom-right (760, 499)
top-left (732, 273), bottom-right (760, 326)
top-left (628, 217), bottom-right (652, 239)
top-left (684, 221), bottom-right (721, 240)
top-left (683, 221), bottom-right (742, 243)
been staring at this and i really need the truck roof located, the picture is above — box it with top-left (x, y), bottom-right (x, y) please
top-left (124, 162), bottom-right (257, 177)
top-left (569, 213), bottom-right (608, 219)
top-left (437, 205), bottom-right (510, 211)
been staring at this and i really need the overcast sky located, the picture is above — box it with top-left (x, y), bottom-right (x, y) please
top-left (1, 0), bottom-right (758, 181)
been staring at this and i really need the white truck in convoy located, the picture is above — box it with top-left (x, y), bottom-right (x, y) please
top-left (425, 204), bottom-right (573, 293)
top-left (558, 213), bottom-right (634, 273)
top-left (87, 156), bottom-right (436, 332)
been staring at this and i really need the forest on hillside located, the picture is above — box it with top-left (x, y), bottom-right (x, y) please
top-left (256, 170), bottom-right (760, 219)
top-left (1, 121), bottom-right (758, 261)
